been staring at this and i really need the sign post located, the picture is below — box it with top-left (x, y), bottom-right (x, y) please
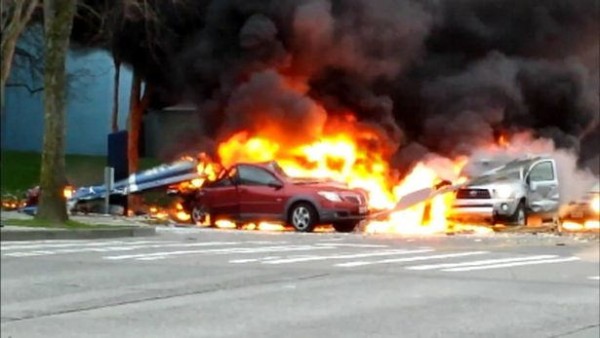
top-left (104, 167), bottom-right (114, 215)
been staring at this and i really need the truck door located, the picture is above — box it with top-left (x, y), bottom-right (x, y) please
top-left (525, 160), bottom-right (560, 214)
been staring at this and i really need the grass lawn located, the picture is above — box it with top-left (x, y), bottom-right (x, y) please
top-left (1, 150), bottom-right (160, 195)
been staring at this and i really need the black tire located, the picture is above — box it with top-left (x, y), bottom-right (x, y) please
top-left (332, 221), bottom-right (359, 233)
top-left (288, 202), bottom-right (318, 232)
top-left (508, 201), bottom-right (527, 226)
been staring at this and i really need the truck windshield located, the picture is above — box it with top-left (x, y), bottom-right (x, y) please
top-left (471, 169), bottom-right (521, 185)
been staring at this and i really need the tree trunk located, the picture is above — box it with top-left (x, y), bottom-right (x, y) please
top-left (111, 55), bottom-right (121, 132)
top-left (36, 0), bottom-right (77, 224)
top-left (127, 69), bottom-right (150, 214)
top-left (1, 0), bottom-right (39, 110)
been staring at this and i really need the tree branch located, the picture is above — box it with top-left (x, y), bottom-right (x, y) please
top-left (5, 82), bottom-right (44, 93)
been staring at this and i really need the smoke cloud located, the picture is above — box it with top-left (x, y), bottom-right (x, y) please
top-left (73, 0), bottom-right (599, 179)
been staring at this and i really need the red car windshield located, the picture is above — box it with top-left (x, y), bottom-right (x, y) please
top-left (268, 162), bottom-right (289, 178)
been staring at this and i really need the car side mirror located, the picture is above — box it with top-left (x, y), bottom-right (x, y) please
top-left (268, 181), bottom-right (283, 189)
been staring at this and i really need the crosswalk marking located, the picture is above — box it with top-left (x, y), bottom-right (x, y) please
top-left (258, 249), bottom-right (434, 265)
top-left (1, 239), bottom-right (588, 275)
top-left (406, 255), bottom-right (558, 271)
top-left (442, 256), bottom-right (581, 272)
top-left (588, 276), bottom-right (600, 280)
top-left (335, 251), bottom-right (489, 268)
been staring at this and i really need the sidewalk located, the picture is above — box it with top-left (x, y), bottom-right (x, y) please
top-left (0, 211), bottom-right (156, 241)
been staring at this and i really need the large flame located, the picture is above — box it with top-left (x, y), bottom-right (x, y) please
top-left (180, 115), bottom-right (489, 235)
top-left (165, 75), bottom-right (552, 234)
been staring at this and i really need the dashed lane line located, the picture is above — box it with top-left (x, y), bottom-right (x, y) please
top-left (336, 251), bottom-right (489, 268)
top-left (405, 255), bottom-right (558, 271)
top-left (103, 244), bottom-right (337, 261)
top-left (442, 256), bottom-right (581, 272)
top-left (258, 248), bottom-right (434, 265)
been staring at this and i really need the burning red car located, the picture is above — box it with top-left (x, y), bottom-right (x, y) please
top-left (175, 161), bottom-right (369, 232)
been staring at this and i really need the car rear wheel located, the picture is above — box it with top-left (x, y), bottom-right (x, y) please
top-left (191, 204), bottom-right (210, 225)
top-left (332, 221), bottom-right (359, 233)
top-left (288, 202), bottom-right (317, 232)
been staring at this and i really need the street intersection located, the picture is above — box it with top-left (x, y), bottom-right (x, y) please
top-left (1, 227), bottom-right (599, 337)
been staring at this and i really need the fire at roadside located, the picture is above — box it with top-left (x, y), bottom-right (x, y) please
top-left (11, 125), bottom-right (596, 236)
top-left (6, 114), bottom-right (598, 235)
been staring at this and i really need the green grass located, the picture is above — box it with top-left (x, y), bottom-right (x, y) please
top-left (3, 219), bottom-right (126, 229)
top-left (1, 150), bottom-right (160, 196)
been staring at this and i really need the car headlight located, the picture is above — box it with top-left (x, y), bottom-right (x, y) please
top-left (590, 195), bottom-right (600, 213)
top-left (495, 186), bottom-right (514, 199)
top-left (318, 191), bottom-right (343, 202)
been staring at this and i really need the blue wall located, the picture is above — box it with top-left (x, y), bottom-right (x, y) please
top-left (1, 33), bottom-right (133, 155)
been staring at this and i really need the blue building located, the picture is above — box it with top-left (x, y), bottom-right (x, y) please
top-left (1, 27), bottom-right (134, 155)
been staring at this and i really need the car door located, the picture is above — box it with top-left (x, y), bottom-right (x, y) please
top-left (525, 160), bottom-right (560, 214)
top-left (236, 165), bottom-right (286, 220)
top-left (203, 167), bottom-right (240, 219)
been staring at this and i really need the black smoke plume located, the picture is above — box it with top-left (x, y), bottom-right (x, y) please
top-left (73, 0), bottom-right (600, 173)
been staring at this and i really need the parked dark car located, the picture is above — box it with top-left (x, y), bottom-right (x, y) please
top-left (176, 161), bottom-right (369, 232)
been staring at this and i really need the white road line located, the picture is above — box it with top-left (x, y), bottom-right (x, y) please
top-left (132, 246), bottom-right (337, 261)
top-left (405, 255), bottom-right (558, 271)
top-left (588, 276), bottom-right (600, 280)
top-left (315, 243), bottom-right (389, 248)
top-left (262, 249), bottom-right (434, 265)
top-left (336, 251), bottom-right (489, 268)
top-left (103, 245), bottom-right (336, 261)
top-left (2, 241), bottom-right (244, 257)
top-left (1, 240), bottom-right (166, 251)
top-left (442, 256), bottom-right (581, 272)
top-left (6, 251), bottom-right (55, 257)
top-left (230, 256), bottom-right (283, 264)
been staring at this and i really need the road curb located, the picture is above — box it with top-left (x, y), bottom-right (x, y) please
top-left (0, 226), bottom-right (156, 241)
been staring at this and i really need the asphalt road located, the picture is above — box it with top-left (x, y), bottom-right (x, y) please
top-left (1, 227), bottom-right (599, 338)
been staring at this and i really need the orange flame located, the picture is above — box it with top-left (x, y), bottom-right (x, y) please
top-left (63, 186), bottom-right (74, 199)
top-left (178, 115), bottom-right (485, 235)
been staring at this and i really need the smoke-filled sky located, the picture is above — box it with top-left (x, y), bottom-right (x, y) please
top-left (73, 0), bottom-right (599, 171)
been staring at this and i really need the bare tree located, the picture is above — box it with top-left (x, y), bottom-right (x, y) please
top-left (111, 54), bottom-right (120, 132)
top-left (126, 69), bottom-right (152, 212)
top-left (6, 22), bottom-right (99, 98)
top-left (36, 0), bottom-right (77, 223)
top-left (1, 0), bottom-right (40, 109)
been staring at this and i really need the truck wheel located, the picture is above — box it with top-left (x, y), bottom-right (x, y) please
top-left (510, 202), bottom-right (527, 226)
top-left (288, 202), bottom-right (317, 232)
top-left (332, 221), bottom-right (359, 233)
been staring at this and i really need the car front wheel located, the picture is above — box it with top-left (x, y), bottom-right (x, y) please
top-left (509, 202), bottom-right (527, 226)
top-left (288, 202), bottom-right (317, 232)
top-left (332, 221), bottom-right (359, 233)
